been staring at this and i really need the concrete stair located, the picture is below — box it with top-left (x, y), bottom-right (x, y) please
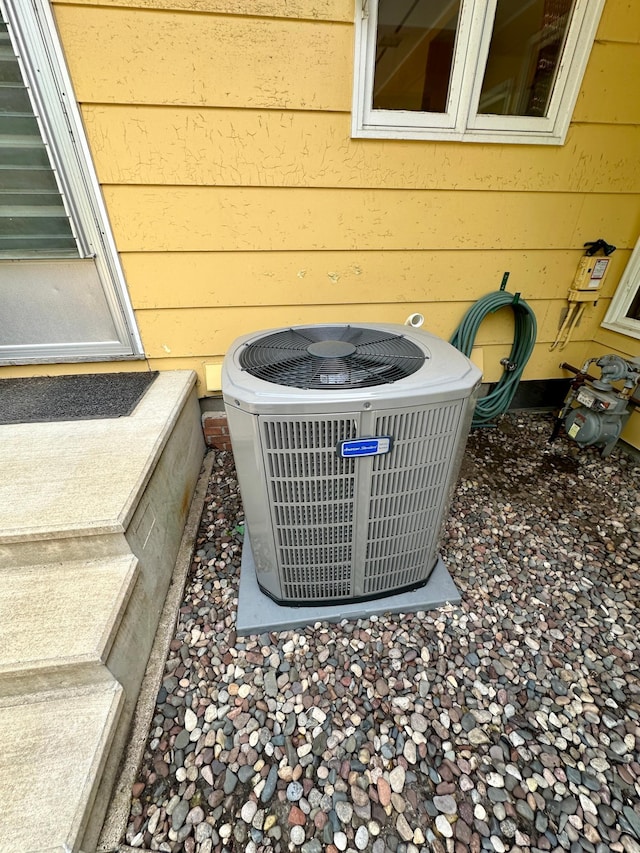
top-left (0, 371), bottom-right (205, 852)
top-left (0, 674), bottom-right (123, 853)
top-left (0, 555), bottom-right (138, 677)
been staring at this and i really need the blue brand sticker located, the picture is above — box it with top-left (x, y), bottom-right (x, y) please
top-left (338, 437), bottom-right (393, 458)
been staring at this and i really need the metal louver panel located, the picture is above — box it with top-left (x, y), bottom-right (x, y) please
top-left (363, 401), bottom-right (463, 595)
top-left (262, 417), bottom-right (358, 601)
top-left (0, 16), bottom-right (77, 257)
top-left (258, 401), bottom-right (464, 602)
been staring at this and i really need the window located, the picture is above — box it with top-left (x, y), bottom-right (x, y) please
top-left (352, 0), bottom-right (605, 144)
top-left (0, 17), bottom-right (77, 257)
top-left (602, 239), bottom-right (640, 342)
top-left (0, 0), bottom-right (142, 363)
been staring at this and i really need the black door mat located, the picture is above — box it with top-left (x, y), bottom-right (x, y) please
top-left (0, 371), bottom-right (158, 425)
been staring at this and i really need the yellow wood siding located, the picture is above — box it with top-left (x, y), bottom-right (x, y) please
top-left (574, 43), bottom-right (640, 124)
top-left (54, 0), bottom-right (352, 21)
top-left (101, 187), bottom-right (640, 252)
top-left (135, 302), bottom-right (592, 363)
top-left (26, 0), bottom-right (640, 403)
top-left (53, 6), bottom-right (352, 110)
top-left (120, 250), bottom-right (631, 309)
top-left (598, 0), bottom-right (640, 43)
top-left (83, 107), bottom-right (640, 195)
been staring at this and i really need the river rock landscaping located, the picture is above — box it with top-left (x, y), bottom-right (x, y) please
top-left (123, 413), bottom-right (640, 853)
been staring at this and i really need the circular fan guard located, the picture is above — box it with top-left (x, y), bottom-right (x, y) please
top-left (239, 325), bottom-right (426, 389)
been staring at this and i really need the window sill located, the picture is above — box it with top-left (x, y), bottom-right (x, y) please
top-left (352, 123), bottom-right (567, 145)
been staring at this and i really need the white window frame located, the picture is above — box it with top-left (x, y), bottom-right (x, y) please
top-left (0, 0), bottom-right (143, 361)
top-left (601, 238), bottom-right (640, 342)
top-left (352, 0), bottom-right (605, 144)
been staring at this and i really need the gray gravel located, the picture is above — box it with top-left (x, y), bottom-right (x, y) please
top-left (124, 413), bottom-right (640, 853)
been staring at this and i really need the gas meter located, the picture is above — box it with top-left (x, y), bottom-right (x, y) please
top-left (550, 355), bottom-right (640, 456)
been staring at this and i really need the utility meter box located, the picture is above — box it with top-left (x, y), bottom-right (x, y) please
top-left (573, 256), bottom-right (610, 291)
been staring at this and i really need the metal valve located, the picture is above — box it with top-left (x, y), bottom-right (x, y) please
top-left (592, 354), bottom-right (640, 391)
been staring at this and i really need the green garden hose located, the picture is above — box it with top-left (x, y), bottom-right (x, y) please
top-left (450, 290), bottom-right (537, 427)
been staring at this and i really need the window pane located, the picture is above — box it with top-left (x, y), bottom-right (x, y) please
top-left (478, 0), bottom-right (575, 117)
top-left (0, 19), bottom-right (78, 258)
top-left (626, 286), bottom-right (640, 322)
top-left (373, 0), bottom-right (462, 112)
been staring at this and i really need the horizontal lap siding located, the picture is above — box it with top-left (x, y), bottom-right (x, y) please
top-left (101, 188), bottom-right (640, 253)
top-left (50, 1), bottom-right (640, 391)
top-left (53, 0), bottom-right (353, 21)
top-left (134, 300), bottom-right (612, 359)
top-left (574, 43), bottom-right (640, 124)
top-left (53, 7), bottom-right (352, 110)
top-left (598, 1), bottom-right (640, 43)
top-left (83, 107), bottom-right (640, 194)
top-left (120, 250), bottom-right (632, 309)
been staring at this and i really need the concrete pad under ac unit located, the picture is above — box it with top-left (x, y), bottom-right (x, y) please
top-left (236, 535), bottom-right (461, 635)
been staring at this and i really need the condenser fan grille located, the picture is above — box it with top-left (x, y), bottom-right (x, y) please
top-left (239, 325), bottom-right (426, 389)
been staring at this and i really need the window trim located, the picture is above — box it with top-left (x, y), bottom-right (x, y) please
top-left (352, 0), bottom-right (605, 145)
top-left (601, 239), bottom-right (640, 342)
top-left (0, 0), bottom-right (143, 361)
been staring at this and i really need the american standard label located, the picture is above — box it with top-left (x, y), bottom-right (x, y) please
top-left (338, 437), bottom-right (393, 458)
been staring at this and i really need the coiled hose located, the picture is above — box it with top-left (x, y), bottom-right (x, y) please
top-left (450, 290), bottom-right (537, 427)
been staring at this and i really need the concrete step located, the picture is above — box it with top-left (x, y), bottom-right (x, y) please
top-left (0, 371), bottom-right (199, 560)
top-left (0, 676), bottom-right (123, 853)
top-left (0, 555), bottom-right (138, 682)
top-left (0, 370), bottom-right (206, 852)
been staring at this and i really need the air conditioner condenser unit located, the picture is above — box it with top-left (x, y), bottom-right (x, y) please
top-left (222, 323), bottom-right (481, 605)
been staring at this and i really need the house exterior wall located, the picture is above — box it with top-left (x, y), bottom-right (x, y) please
top-left (3, 1), bottom-right (639, 424)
